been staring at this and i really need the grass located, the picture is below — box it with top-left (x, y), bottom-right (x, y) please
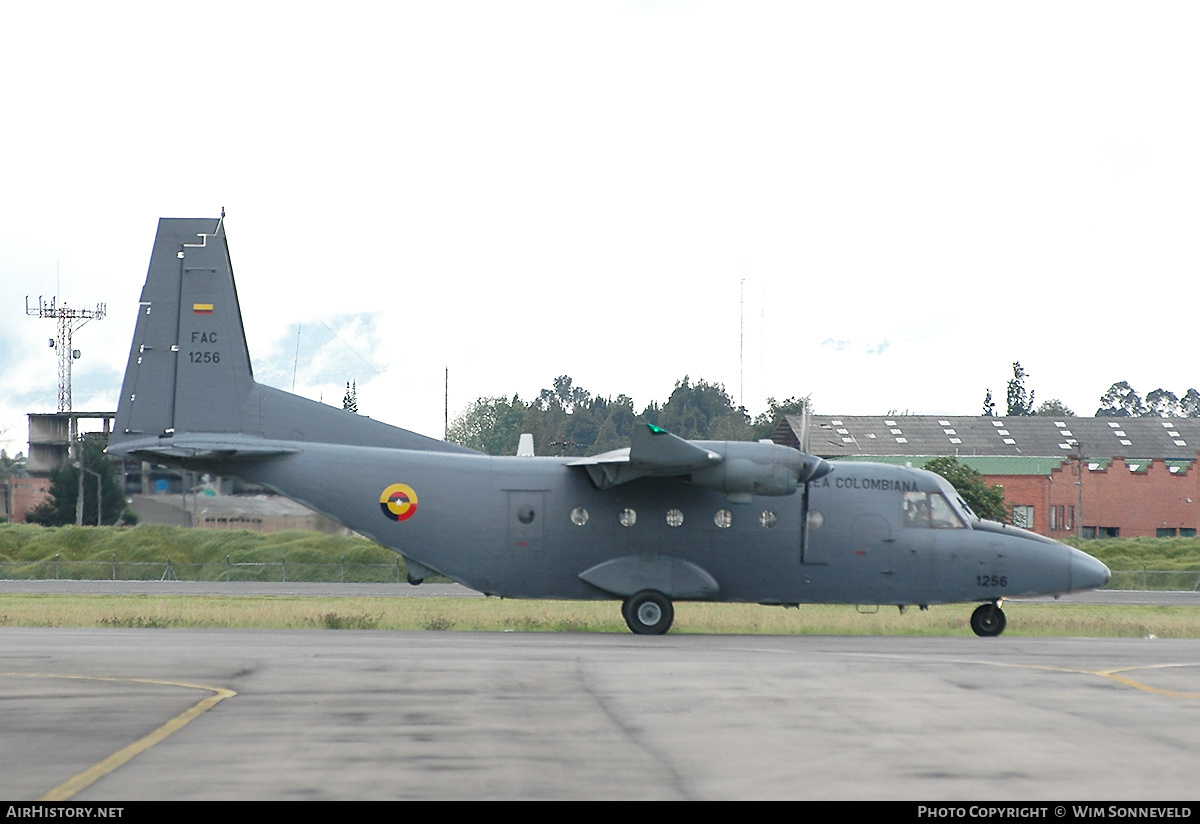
top-left (0, 523), bottom-right (409, 582)
top-left (1, 594), bottom-right (1198, 637)
top-left (1063, 535), bottom-right (1200, 572)
top-left (2, 524), bottom-right (1200, 586)
top-left (1, 523), bottom-right (1198, 636)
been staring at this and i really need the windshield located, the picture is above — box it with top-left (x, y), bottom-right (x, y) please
top-left (902, 491), bottom-right (967, 529)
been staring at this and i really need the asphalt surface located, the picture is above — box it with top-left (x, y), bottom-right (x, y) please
top-left (2, 629), bottom-right (1199, 800)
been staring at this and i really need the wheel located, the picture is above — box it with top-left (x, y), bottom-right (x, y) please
top-left (622, 590), bottom-right (674, 635)
top-left (970, 602), bottom-right (1007, 637)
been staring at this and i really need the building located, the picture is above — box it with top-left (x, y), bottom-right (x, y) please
top-left (1, 475), bottom-right (52, 523)
top-left (27, 412), bottom-right (115, 474)
top-left (772, 415), bottom-right (1200, 539)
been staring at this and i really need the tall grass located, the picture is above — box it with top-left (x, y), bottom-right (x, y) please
top-left (2, 523), bottom-right (1199, 588)
top-left (0, 523), bottom-right (407, 581)
top-left (1, 595), bottom-right (1198, 637)
top-left (1063, 535), bottom-right (1200, 571)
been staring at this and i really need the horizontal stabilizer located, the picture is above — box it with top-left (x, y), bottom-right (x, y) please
top-left (113, 433), bottom-right (298, 462)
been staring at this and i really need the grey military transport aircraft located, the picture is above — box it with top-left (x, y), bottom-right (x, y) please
top-left (108, 217), bottom-right (1111, 635)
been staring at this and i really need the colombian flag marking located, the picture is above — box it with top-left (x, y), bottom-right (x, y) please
top-left (193, 303), bottom-right (214, 314)
top-left (380, 483), bottom-right (419, 521)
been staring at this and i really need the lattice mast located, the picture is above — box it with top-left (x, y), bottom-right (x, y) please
top-left (25, 296), bottom-right (106, 412)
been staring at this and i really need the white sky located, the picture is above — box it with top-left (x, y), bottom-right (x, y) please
top-left (2, 1), bottom-right (1198, 456)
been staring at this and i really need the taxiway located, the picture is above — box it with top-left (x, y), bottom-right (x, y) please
top-left (2, 629), bottom-right (1198, 800)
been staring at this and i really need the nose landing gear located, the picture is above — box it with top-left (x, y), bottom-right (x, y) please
top-left (970, 601), bottom-right (1007, 637)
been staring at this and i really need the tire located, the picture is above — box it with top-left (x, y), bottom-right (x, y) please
top-left (623, 590), bottom-right (674, 635)
top-left (970, 603), bottom-right (1007, 637)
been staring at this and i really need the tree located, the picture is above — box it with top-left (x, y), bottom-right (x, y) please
top-left (1034, 399), bottom-right (1075, 417)
top-left (447, 374), bottom-right (809, 457)
top-left (0, 449), bottom-right (27, 481)
top-left (1005, 362), bottom-right (1035, 416)
top-left (981, 389), bottom-right (995, 417)
top-left (26, 438), bottom-right (126, 526)
top-left (446, 395), bottom-right (529, 455)
top-left (657, 376), bottom-right (750, 440)
top-left (1181, 389), bottom-right (1200, 418)
top-left (751, 396), bottom-right (809, 440)
top-left (1145, 388), bottom-right (1180, 418)
top-left (922, 456), bottom-right (1008, 522)
top-left (591, 394), bottom-right (637, 454)
top-left (1096, 381), bottom-right (1144, 417)
top-left (342, 381), bottom-right (358, 413)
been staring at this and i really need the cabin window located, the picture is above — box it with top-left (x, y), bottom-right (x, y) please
top-left (902, 492), bottom-right (966, 529)
top-left (619, 508), bottom-right (637, 527)
top-left (666, 509), bottom-right (684, 527)
top-left (807, 510), bottom-right (824, 529)
top-left (760, 510), bottom-right (777, 528)
top-left (714, 509), bottom-right (732, 528)
top-left (570, 507), bottom-right (589, 526)
top-left (517, 506), bottom-right (536, 525)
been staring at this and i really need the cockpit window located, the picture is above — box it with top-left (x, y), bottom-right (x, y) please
top-left (902, 491), bottom-right (966, 529)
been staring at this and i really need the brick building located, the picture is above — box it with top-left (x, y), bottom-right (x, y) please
top-left (772, 415), bottom-right (1200, 539)
top-left (1, 476), bottom-right (53, 523)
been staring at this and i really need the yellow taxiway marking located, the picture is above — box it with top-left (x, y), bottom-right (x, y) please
top-left (1076, 663), bottom-right (1200, 699)
top-left (1, 672), bottom-right (236, 801)
top-left (981, 661), bottom-right (1200, 699)
top-left (835, 652), bottom-right (1200, 700)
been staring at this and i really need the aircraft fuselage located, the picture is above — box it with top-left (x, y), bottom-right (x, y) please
top-left (185, 444), bottom-right (1104, 609)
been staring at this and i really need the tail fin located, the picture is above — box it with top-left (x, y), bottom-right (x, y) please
top-left (111, 217), bottom-right (470, 456)
top-left (114, 217), bottom-right (254, 440)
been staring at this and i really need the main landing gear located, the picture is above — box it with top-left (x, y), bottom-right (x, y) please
top-left (970, 601), bottom-right (1007, 637)
top-left (622, 590), bottom-right (674, 635)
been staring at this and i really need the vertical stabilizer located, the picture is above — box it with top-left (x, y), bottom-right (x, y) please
top-left (115, 217), bottom-right (253, 440)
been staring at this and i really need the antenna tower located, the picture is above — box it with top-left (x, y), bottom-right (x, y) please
top-left (25, 296), bottom-right (106, 412)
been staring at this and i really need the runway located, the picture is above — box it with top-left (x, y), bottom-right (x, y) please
top-left (2, 629), bottom-right (1199, 800)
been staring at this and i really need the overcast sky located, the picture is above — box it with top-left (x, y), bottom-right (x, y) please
top-left (2, 1), bottom-right (1198, 456)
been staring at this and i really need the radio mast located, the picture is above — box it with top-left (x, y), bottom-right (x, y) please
top-left (25, 296), bottom-right (106, 412)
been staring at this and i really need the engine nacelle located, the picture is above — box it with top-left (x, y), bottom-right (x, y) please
top-left (689, 441), bottom-right (832, 500)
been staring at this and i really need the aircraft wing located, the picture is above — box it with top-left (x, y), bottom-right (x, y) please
top-left (567, 423), bottom-right (721, 489)
top-left (569, 423), bottom-right (832, 499)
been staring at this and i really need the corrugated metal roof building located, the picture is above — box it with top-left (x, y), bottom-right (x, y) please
top-left (772, 415), bottom-right (1200, 539)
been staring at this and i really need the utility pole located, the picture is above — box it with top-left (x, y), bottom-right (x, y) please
top-left (1075, 442), bottom-right (1085, 540)
top-left (739, 277), bottom-right (745, 408)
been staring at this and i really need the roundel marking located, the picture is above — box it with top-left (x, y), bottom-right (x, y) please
top-left (380, 483), bottom-right (419, 521)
